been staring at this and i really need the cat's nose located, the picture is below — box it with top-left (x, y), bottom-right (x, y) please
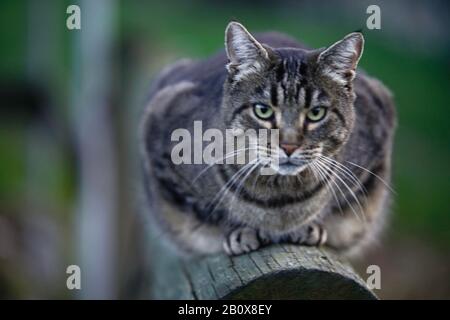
top-left (280, 143), bottom-right (300, 156)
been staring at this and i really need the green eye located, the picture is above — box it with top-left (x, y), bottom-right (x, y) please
top-left (306, 106), bottom-right (327, 122)
top-left (253, 103), bottom-right (274, 120)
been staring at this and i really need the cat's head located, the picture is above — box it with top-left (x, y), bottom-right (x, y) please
top-left (222, 22), bottom-right (364, 176)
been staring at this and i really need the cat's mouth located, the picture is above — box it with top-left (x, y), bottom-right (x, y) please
top-left (257, 146), bottom-right (323, 176)
top-left (271, 158), bottom-right (309, 176)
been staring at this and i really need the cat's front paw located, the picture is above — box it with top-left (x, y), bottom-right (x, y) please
top-left (288, 223), bottom-right (327, 247)
top-left (223, 227), bottom-right (260, 256)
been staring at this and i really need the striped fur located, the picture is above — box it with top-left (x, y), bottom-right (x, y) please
top-left (140, 22), bottom-right (396, 257)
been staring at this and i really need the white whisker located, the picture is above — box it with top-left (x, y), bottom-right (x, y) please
top-left (319, 155), bottom-right (369, 201)
top-left (228, 158), bottom-right (267, 213)
top-left (206, 158), bottom-right (261, 216)
top-left (310, 161), bottom-right (344, 216)
top-left (346, 160), bottom-right (396, 194)
top-left (192, 146), bottom-right (270, 184)
top-left (316, 158), bottom-right (366, 224)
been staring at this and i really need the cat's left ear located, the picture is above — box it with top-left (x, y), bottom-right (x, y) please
top-left (317, 32), bottom-right (364, 87)
top-left (225, 22), bottom-right (270, 80)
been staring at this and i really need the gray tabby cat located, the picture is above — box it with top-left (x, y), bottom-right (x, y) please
top-left (140, 22), bottom-right (396, 257)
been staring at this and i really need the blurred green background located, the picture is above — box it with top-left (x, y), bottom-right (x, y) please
top-left (0, 0), bottom-right (449, 299)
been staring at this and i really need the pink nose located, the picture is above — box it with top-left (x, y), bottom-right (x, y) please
top-left (280, 144), bottom-right (300, 156)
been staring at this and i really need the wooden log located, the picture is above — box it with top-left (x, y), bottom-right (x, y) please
top-left (146, 236), bottom-right (377, 299)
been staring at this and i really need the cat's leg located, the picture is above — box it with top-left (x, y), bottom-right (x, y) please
top-left (322, 179), bottom-right (390, 257)
top-left (223, 226), bottom-right (261, 256)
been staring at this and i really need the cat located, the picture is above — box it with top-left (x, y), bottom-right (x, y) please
top-left (140, 22), bottom-right (396, 257)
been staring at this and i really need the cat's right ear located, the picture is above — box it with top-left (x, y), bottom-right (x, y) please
top-left (225, 22), bottom-right (270, 80)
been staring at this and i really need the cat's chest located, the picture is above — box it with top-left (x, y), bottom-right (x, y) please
top-left (221, 180), bottom-right (331, 233)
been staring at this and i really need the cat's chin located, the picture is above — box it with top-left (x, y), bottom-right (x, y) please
top-left (270, 163), bottom-right (307, 176)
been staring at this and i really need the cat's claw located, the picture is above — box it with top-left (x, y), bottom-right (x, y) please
top-left (288, 223), bottom-right (327, 246)
top-left (223, 227), bottom-right (260, 256)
